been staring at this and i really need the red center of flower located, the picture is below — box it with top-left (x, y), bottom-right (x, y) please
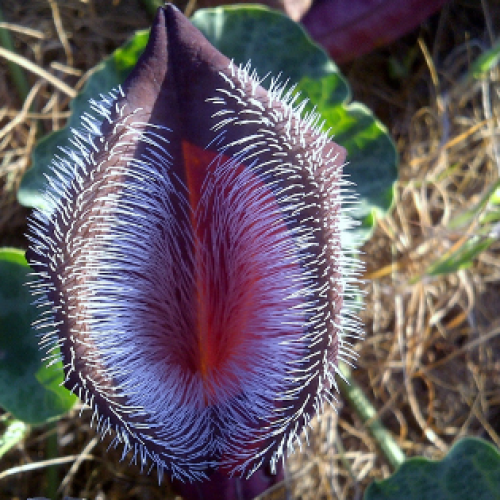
top-left (179, 140), bottom-right (299, 405)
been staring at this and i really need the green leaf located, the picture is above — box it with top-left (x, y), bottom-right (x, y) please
top-left (480, 183), bottom-right (500, 226)
top-left (364, 437), bottom-right (500, 500)
top-left (0, 419), bottom-right (30, 460)
top-left (470, 40), bottom-right (500, 80)
top-left (18, 5), bottom-right (398, 244)
top-left (0, 248), bottom-right (77, 425)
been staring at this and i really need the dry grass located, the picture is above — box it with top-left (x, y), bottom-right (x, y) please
top-left (1, 0), bottom-right (499, 499)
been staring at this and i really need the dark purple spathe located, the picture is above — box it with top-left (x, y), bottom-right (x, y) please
top-left (27, 4), bottom-right (360, 483)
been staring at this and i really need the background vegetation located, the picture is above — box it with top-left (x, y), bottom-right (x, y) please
top-left (0, 0), bottom-right (499, 499)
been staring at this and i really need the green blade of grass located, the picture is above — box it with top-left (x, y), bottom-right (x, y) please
top-left (0, 5), bottom-right (30, 103)
top-left (470, 39), bottom-right (500, 80)
top-left (421, 236), bottom-right (495, 278)
top-left (0, 419), bottom-right (30, 460)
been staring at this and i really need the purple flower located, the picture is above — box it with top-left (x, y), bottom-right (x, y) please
top-left (27, 3), bottom-right (360, 485)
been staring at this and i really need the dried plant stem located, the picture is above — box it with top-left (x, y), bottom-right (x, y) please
top-left (0, 455), bottom-right (95, 481)
top-left (338, 363), bottom-right (406, 470)
top-left (0, 46), bottom-right (76, 98)
top-left (48, 0), bottom-right (73, 68)
top-left (59, 435), bottom-right (100, 496)
top-left (0, 6), bottom-right (30, 103)
top-left (0, 80), bottom-right (43, 142)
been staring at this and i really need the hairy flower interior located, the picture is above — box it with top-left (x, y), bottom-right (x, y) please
top-left (26, 3), bottom-right (361, 483)
top-left (165, 140), bottom-right (306, 406)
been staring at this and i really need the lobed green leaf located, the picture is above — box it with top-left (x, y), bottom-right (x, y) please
top-left (365, 437), bottom-right (500, 500)
top-left (0, 248), bottom-right (77, 425)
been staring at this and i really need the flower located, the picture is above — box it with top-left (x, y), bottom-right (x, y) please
top-left (27, 3), bottom-right (360, 485)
